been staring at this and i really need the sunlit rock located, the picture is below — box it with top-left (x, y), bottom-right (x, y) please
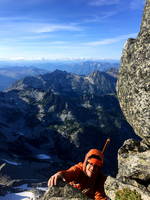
top-left (116, 0), bottom-right (150, 144)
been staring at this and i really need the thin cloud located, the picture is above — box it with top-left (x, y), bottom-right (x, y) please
top-left (88, 0), bottom-right (119, 6)
top-left (82, 11), bottom-right (118, 23)
top-left (130, 0), bottom-right (145, 10)
top-left (47, 41), bottom-right (69, 45)
top-left (34, 24), bottom-right (82, 33)
top-left (0, 21), bottom-right (82, 37)
top-left (85, 33), bottom-right (137, 46)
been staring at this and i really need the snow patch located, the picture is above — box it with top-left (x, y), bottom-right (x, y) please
top-left (2, 159), bottom-right (21, 166)
top-left (85, 76), bottom-right (94, 84)
top-left (36, 186), bottom-right (48, 191)
top-left (0, 191), bottom-right (35, 200)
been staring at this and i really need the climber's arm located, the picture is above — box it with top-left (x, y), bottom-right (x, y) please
top-left (48, 162), bottom-right (82, 187)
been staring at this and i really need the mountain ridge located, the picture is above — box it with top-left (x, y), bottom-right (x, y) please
top-left (0, 68), bottom-right (139, 199)
top-left (9, 70), bottom-right (117, 96)
top-left (0, 61), bottom-right (119, 91)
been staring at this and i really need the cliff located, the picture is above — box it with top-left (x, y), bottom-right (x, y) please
top-left (117, 0), bottom-right (150, 144)
top-left (105, 0), bottom-right (150, 199)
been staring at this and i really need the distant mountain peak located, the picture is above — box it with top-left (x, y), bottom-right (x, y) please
top-left (52, 69), bottom-right (68, 74)
top-left (89, 70), bottom-right (102, 77)
top-left (7, 69), bottom-right (117, 97)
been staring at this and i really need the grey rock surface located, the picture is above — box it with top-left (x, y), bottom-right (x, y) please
top-left (105, 176), bottom-right (150, 200)
top-left (116, 0), bottom-right (150, 144)
top-left (117, 139), bottom-right (150, 181)
top-left (105, 140), bottom-right (150, 200)
top-left (41, 181), bottom-right (91, 200)
top-left (105, 1), bottom-right (150, 200)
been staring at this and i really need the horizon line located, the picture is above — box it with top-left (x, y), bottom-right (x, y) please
top-left (0, 57), bottom-right (120, 62)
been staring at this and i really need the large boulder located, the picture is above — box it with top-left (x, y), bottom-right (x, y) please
top-left (105, 140), bottom-right (150, 200)
top-left (105, 176), bottom-right (150, 200)
top-left (105, 1), bottom-right (150, 199)
top-left (41, 181), bottom-right (91, 200)
top-left (116, 0), bottom-right (150, 144)
top-left (117, 139), bottom-right (150, 181)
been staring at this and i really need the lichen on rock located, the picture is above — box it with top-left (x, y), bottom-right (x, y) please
top-left (105, 176), bottom-right (149, 200)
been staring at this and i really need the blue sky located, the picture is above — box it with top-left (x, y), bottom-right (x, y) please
top-left (0, 0), bottom-right (145, 60)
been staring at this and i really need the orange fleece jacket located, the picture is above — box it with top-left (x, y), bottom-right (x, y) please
top-left (60, 162), bottom-right (107, 200)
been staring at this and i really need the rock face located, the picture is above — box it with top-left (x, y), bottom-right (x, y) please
top-left (116, 0), bottom-right (150, 144)
top-left (105, 176), bottom-right (150, 200)
top-left (117, 139), bottom-right (150, 182)
top-left (105, 139), bottom-right (150, 200)
top-left (41, 181), bottom-right (91, 200)
top-left (105, 1), bottom-right (150, 200)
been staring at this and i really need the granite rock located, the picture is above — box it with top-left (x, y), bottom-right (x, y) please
top-left (105, 1), bottom-right (150, 200)
top-left (105, 176), bottom-right (150, 200)
top-left (116, 0), bottom-right (150, 144)
top-left (41, 181), bottom-right (91, 200)
top-left (117, 139), bottom-right (150, 182)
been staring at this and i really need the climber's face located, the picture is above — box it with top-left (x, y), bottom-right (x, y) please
top-left (85, 160), bottom-right (100, 178)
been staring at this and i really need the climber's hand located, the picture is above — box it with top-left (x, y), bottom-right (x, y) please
top-left (48, 172), bottom-right (65, 187)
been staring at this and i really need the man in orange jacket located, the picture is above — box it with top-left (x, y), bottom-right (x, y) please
top-left (48, 149), bottom-right (110, 200)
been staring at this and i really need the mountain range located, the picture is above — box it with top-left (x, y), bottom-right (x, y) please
top-left (0, 69), bottom-right (139, 181)
top-left (0, 67), bottom-right (48, 91)
top-left (0, 61), bottom-right (119, 91)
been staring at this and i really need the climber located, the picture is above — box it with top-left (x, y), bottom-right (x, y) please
top-left (48, 147), bottom-right (110, 200)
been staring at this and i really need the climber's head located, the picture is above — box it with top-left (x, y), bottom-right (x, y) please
top-left (83, 149), bottom-right (104, 178)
